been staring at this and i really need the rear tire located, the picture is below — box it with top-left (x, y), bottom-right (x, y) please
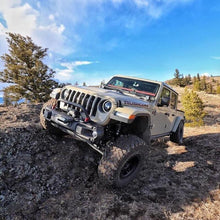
top-left (40, 98), bottom-right (64, 136)
top-left (98, 135), bottom-right (146, 187)
top-left (170, 120), bottom-right (184, 144)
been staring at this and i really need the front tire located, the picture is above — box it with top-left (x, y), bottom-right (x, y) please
top-left (98, 135), bottom-right (146, 187)
top-left (170, 120), bottom-right (184, 144)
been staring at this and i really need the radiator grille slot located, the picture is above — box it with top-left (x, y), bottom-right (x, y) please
top-left (62, 89), bottom-right (102, 117)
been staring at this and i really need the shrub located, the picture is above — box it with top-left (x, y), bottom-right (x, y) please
top-left (216, 85), bottom-right (220, 94)
top-left (181, 89), bottom-right (206, 126)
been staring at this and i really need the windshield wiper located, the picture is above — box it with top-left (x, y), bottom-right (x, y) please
top-left (103, 85), bottom-right (124, 94)
top-left (127, 89), bottom-right (141, 96)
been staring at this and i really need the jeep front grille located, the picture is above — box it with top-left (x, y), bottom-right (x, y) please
top-left (61, 89), bottom-right (102, 117)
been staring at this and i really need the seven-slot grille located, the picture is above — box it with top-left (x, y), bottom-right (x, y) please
top-left (61, 89), bottom-right (102, 117)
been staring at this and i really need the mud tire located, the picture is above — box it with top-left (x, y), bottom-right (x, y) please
top-left (40, 98), bottom-right (63, 136)
top-left (98, 135), bottom-right (146, 187)
top-left (170, 120), bottom-right (184, 144)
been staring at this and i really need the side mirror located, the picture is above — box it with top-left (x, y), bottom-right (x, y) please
top-left (157, 97), bottom-right (170, 107)
top-left (100, 83), bottom-right (105, 88)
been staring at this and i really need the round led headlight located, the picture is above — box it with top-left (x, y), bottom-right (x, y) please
top-left (102, 100), bottom-right (112, 112)
top-left (63, 89), bottom-right (69, 99)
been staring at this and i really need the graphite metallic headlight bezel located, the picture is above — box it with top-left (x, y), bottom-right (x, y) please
top-left (102, 100), bottom-right (112, 112)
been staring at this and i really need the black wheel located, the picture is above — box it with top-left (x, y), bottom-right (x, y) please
top-left (170, 120), bottom-right (184, 144)
top-left (40, 98), bottom-right (64, 136)
top-left (98, 135), bottom-right (146, 187)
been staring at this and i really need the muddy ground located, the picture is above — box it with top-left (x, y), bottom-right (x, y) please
top-left (0, 103), bottom-right (220, 219)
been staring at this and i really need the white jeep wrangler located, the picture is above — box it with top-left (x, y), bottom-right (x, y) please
top-left (40, 75), bottom-right (184, 187)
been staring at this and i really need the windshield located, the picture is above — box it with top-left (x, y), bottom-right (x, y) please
top-left (106, 76), bottom-right (160, 97)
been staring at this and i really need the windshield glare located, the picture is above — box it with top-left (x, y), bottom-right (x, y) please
top-left (106, 77), bottom-right (160, 97)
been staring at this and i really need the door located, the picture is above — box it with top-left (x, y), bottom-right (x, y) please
top-left (151, 87), bottom-right (173, 136)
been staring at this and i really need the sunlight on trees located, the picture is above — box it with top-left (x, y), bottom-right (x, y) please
top-left (0, 33), bottom-right (58, 105)
top-left (181, 89), bottom-right (206, 126)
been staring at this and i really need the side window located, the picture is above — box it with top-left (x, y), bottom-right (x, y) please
top-left (170, 92), bottom-right (177, 109)
top-left (158, 88), bottom-right (170, 106)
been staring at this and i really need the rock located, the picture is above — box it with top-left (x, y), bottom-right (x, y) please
top-left (216, 117), bottom-right (220, 123)
top-left (0, 103), bottom-right (220, 220)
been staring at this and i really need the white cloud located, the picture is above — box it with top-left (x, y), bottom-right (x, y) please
top-left (56, 61), bottom-right (94, 82)
top-left (131, 0), bottom-right (194, 18)
top-left (201, 72), bottom-right (210, 77)
top-left (0, 2), bottom-right (38, 36)
top-left (0, 0), bottom-right (68, 55)
top-left (211, 56), bottom-right (220, 60)
top-left (134, 0), bottom-right (149, 8)
top-left (37, 2), bottom-right (41, 9)
top-left (49, 14), bottom-right (55, 21)
top-left (0, 0), bottom-right (195, 61)
top-left (73, 61), bottom-right (92, 66)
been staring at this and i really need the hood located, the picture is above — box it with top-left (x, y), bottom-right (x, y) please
top-left (64, 85), bottom-right (151, 108)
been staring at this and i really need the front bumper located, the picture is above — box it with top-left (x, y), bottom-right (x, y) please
top-left (44, 107), bottom-right (104, 143)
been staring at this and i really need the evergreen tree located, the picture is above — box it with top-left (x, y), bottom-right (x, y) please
top-left (3, 87), bottom-right (12, 106)
top-left (188, 74), bottom-right (192, 83)
top-left (174, 69), bottom-right (182, 86)
top-left (174, 68), bottom-right (180, 79)
top-left (201, 76), bottom-right (207, 91)
top-left (180, 75), bottom-right (185, 87)
top-left (181, 89), bottom-right (206, 126)
top-left (0, 33), bottom-right (58, 104)
top-left (184, 74), bottom-right (192, 86)
top-left (193, 80), bottom-right (201, 91)
top-left (193, 76), bottom-right (197, 84)
top-left (206, 83), bottom-right (213, 94)
top-left (216, 85), bottom-right (220, 94)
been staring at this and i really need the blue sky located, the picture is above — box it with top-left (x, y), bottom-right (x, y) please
top-left (0, 0), bottom-right (220, 93)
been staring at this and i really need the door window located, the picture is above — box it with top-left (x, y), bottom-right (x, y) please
top-left (170, 93), bottom-right (177, 109)
top-left (158, 88), bottom-right (170, 106)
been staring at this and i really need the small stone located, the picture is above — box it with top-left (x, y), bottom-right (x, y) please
top-left (0, 195), bottom-right (5, 202)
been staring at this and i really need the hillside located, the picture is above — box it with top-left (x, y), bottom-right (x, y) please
top-left (174, 86), bottom-right (220, 125)
top-left (0, 101), bottom-right (220, 219)
top-left (166, 75), bottom-right (220, 94)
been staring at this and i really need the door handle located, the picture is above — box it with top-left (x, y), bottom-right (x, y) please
top-left (165, 113), bottom-right (170, 116)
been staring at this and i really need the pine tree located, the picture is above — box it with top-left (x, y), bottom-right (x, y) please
top-left (193, 76), bottom-right (197, 84)
top-left (184, 74), bottom-right (192, 86)
top-left (181, 89), bottom-right (206, 126)
top-left (174, 69), bottom-right (182, 86)
top-left (3, 87), bottom-right (12, 106)
top-left (188, 74), bottom-right (192, 83)
top-left (206, 83), bottom-right (213, 94)
top-left (0, 33), bottom-right (58, 104)
top-left (193, 80), bottom-right (201, 91)
top-left (217, 85), bottom-right (220, 94)
top-left (201, 76), bottom-right (207, 91)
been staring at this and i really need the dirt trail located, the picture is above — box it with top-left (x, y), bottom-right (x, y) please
top-left (0, 104), bottom-right (220, 219)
